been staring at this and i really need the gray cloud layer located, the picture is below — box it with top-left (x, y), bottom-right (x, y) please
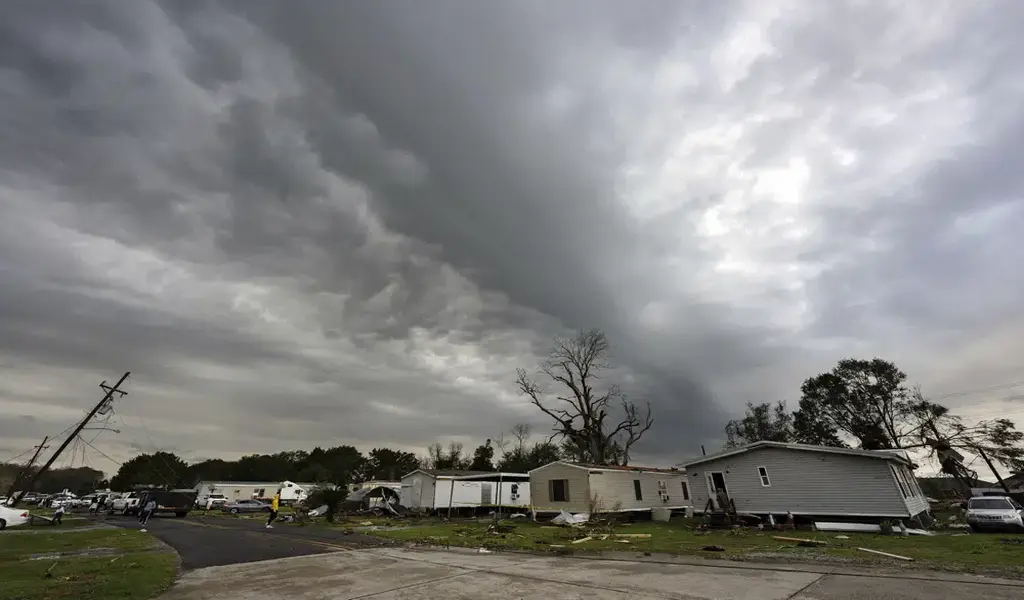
top-left (2, 0), bottom-right (1023, 473)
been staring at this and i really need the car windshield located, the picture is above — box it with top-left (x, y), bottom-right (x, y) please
top-left (969, 498), bottom-right (1013, 510)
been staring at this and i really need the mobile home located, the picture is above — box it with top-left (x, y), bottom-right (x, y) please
top-left (399, 470), bottom-right (530, 511)
top-left (529, 461), bottom-right (690, 514)
top-left (682, 441), bottom-right (930, 520)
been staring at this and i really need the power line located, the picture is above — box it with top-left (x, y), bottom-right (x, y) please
top-left (930, 380), bottom-right (1024, 400)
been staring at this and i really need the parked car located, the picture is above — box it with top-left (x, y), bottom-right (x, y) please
top-left (221, 499), bottom-right (271, 514)
top-left (109, 491), bottom-right (143, 516)
top-left (0, 505), bottom-right (30, 530)
top-left (966, 496), bottom-right (1024, 532)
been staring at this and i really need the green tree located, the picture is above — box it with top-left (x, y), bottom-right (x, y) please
top-left (305, 485), bottom-right (350, 523)
top-left (724, 401), bottom-right (794, 447)
top-left (362, 448), bottom-right (420, 481)
top-left (794, 358), bottom-right (911, 449)
top-left (468, 440), bottom-right (495, 471)
top-left (110, 452), bottom-right (189, 490)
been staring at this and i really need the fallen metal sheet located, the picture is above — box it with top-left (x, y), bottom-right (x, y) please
top-left (905, 528), bottom-right (934, 536)
top-left (814, 521), bottom-right (882, 533)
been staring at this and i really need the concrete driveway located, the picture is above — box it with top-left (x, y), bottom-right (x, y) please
top-left (157, 546), bottom-right (1024, 600)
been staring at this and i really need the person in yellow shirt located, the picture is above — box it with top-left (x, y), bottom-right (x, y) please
top-left (266, 492), bottom-right (280, 529)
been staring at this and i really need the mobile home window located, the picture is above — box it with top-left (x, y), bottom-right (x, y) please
top-left (550, 479), bottom-right (569, 502)
top-left (680, 481), bottom-right (689, 500)
top-left (890, 465), bottom-right (909, 498)
top-left (633, 480), bottom-right (643, 501)
top-left (757, 466), bottom-right (771, 487)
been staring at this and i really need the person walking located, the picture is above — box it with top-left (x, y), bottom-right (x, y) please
top-left (52, 504), bottom-right (65, 525)
top-left (88, 498), bottom-right (99, 516)
top-left (266, 491), bottom-right (280, 529)
top-left (139, 497), bottom-right (156, 532)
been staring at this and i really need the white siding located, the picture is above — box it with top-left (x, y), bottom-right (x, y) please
top-left (432, 479), bottom-right (487, 508)
top-left (494, 479), bottom-right (531, 507)
top-left (400, 472), bottom-right (437, 509)
top-left (529, 462), bottom-right (592, 513)
top-left (687, 447), bottom-right (923, 518)
top-left (588, 470), bottom-right (690, 511)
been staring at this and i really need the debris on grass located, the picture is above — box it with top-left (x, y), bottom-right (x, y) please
top-left (702, 545), bottom-right (725, 552)
top-left (571, 536), bottom-right (592, 544)
top-left (773, 536), bottom-right (827, 546)
top-left (857, 547), bottom-right (913, 561)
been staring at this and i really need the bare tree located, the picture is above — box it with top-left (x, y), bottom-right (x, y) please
top-left (515, 329), bottom-right (653, 465)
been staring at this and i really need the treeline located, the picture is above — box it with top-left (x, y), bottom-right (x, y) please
top-left (107, 423), bottom-right (570, 491)
top-left (0, 464), bottom-right (105, 496)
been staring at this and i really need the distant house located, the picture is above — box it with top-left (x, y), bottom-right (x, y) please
top-left (528, 461), bottom-right (690, 515)
top-left (399, 470), bottom-right (530, 511)
top-left (682, 441), bottom-right (929, 520)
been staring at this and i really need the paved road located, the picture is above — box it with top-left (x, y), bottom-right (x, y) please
top-left (156, 546), bottom-right (1024, 600)
top-left (108, 514), bottom-right (386, 570)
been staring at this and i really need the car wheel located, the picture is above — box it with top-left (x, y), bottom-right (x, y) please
top-left (0, 518), bottom-right (6, 530)
top-left (175, 512), bottom-right (187, 518)
top-left (230, 508), bottom-right (239, 515)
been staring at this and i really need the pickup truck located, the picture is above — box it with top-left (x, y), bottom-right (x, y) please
top-left (109, 492), bottom-right (142, 516)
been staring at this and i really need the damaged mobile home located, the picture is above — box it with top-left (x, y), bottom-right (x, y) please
top-left (399, 470), bottom-right (530, 512)
top-left (682, 441), bottom-right (929, 520)
top-left (529, 461), bottom-right (690, 515)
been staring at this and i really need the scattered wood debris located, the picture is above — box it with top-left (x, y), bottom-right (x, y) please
top-left (571, 536), bottom-right (592, 544)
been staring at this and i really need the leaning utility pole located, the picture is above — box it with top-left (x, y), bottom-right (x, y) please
top-left (11, 372), bottom-right (130, 504)
top-left (4, 436), bottom-right (49, 500)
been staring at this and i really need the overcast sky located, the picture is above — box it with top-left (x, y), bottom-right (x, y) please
top-left (2, 1), bottom-right (1023, 475)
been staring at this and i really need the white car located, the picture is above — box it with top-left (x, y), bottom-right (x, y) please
top-left (966, 496), bottom-right (1024, 532)
top-left (0, 505), bottom-right (30, 530)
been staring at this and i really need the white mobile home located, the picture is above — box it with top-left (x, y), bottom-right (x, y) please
top-left (399, 470), bottom-right (531, 511)
top-left (529, 461), bottom-right (690, 514)
top-left (194, 481), bottom-right (277, 502)
top-left (682, 441), bottom-right (930, 520)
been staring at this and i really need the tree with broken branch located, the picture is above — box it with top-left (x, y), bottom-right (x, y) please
top-left (792, 358), bottom-right (1024, 473)
top-left (515, 329), bottom-right (653, 465)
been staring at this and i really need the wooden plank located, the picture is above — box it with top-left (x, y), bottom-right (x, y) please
top-left (773, 536), bottom-right (827, 545)
top-left (857, 547), bottom-right (913, 561)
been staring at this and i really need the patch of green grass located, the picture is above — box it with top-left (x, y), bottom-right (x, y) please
top-left (0, 552), bottom-right (176, 600)
top-left (0, 529), bottom-right (175, 600)
top-left (372, 520), bottom-right (1024, 578)
top-left (0, 529), bottom-right (158, 561)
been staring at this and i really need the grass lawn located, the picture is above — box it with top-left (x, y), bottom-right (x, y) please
top-left (0, 529), bottom-right (176, 600)
top-left (372, 519), bottom-right (1024, 578)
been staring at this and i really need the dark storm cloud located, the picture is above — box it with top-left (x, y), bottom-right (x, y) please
top-left (2, 0), bottom-right (1023, 469)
